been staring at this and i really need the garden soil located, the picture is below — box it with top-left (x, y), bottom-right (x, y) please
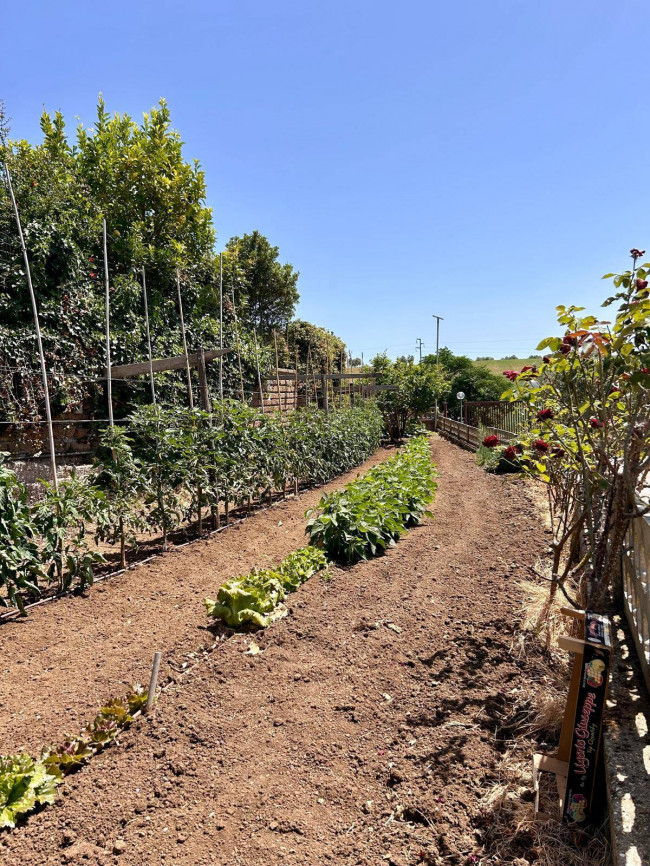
top-left (0, 435), bottom-right (551, 865)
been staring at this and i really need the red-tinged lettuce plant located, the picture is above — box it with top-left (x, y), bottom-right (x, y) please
top-left (503, 250), bottom-right (650, 609)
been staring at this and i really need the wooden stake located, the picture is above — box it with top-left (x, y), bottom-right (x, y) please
top-left (176, 269), bottom-right (194, 409)
top-left (146, 651), bottom-right (162, 713)
top-left (103, 219), bottom-right (114, 427)
top-left (4, 162), bottom-right (58, 490)
top-left (141, 268), bottom-right (156, 405)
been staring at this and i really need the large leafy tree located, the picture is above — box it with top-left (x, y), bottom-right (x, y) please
top-left (223, 231), bottom-right (299, 335)
top-left (427, 348), bottom-right (505, 412)
top-left (371, 354), bottom-right (449, 440)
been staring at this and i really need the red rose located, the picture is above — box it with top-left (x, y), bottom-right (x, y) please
top-left (551, 446), bottom-right (565, 458)
top-left (482, 434), bottom-right (500, 448)
top-left (559, 343), bottom-right (572, 355)
top-left (503, 445), bottom-right (517, 461)
top-left (515, 443), bottom-right (524, 454)
top-left (635, 278), bottom-right (648, 290)
top-left (630, 248), bottom-right (646, 259)
top-left (537, 408), bottom-right (554, 421)
top-left (90, 272), bottom-right (96, 279)
top-left (533, 439), bottom-right (549, 453)
top-left (589, 417), bottom-right (604, 429)
top-left (542, 356), bottom-right (551, 364)
top-left (502, 370), bottom-right (518, 381)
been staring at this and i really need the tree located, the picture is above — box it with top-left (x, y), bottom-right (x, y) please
top-left (371, 354), bottom-right (449, 440)
top-left (427, 348), bottom-right (505, 412)
top-left (224, 232), bottom-right (299, 335)
top-left (504, 250), bottom-right (650, 610)
top-left (286, 319), bottom-right (346, 373)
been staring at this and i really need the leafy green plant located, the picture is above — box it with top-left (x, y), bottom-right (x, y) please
top-left (34, 474), bottom-right (105, 593)
top-left (0, 453), bottom-right (46, 612)
top-left (371, 356), bottom-right (448, 440)
top-left (205, 545), bottom-right (328, 628)
top-left (306, 436), bottom-right (437, 562)
top-left (0, 754), bottom-right (59, 829)
top-left (92, 426), bottom-right (147, 567)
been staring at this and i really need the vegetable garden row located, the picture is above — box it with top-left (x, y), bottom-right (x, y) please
top-left (0, 401), bottom-right (384, 613)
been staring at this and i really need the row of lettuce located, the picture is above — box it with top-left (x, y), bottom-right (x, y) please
top-left (205, 436), bottom-right (437, 628)
top-left (0, 686), bottom-right (148, 829)
top-left (0, 402), bottom-right (384, 612)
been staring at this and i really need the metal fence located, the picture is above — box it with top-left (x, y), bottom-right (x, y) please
top-left (622, 509), bottom-right (650, 695)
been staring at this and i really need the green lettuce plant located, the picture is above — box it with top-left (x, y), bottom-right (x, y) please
top-left (0, 754), bottom-right (59, 829)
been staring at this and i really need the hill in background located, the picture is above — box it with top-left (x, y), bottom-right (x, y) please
top-left (473, 356), bottom-right (542, 375)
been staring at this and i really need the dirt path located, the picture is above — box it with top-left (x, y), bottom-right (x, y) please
top-left (0, 447), bottom-right (394, 754)
top-left (0, 436), bottom-right (550, 865)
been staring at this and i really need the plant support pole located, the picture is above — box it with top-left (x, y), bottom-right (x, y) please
top-left (141, 268), bottom-right (156, 405)
top-left (176, 269), bottom-right (194, 408)
top-left (219, 252), bottom-right (224, 401)
top-left (254, 330), bottom-right (264, 413)
top-left (4, 162), bottom-right (58, 490)
top-left (103, 219), bottom-right (114, 427)
top-left (273, 329), bottom-right (282, 413)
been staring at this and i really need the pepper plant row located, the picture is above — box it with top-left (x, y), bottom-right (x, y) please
top-left (306, 435), bottom-right (437, 562)
top-left (0, 402), bottom-right (384, 611)
top-left (0, 686), bottom-right (148, 829)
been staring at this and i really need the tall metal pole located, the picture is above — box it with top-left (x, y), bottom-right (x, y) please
top-left (103, 219), bottom-right (114, 427)
top-left (4, 162), bottom-right (58, 490)
top-left (176, 269), bottom-right (194, 409)
top-left (416, 338), bottom-right (424, 363)
top-left (141, 268), bottom-right (156, 405)
top-left (219, 252), bottom-right (224, 401)
top-left (432, 315), bottom-right (443, 364)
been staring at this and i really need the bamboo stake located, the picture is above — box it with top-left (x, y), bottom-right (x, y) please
top-left (273, 330), bottom-right (282, 414)
top-left (141, 269), bottom-right (156, 405)
top-left (219, 253), bottom-right (224, 401)
top-left (4, 162), bottom-right (58, 490)
top-left (339, 351), bottom-right (344, 408)
top-left (103, 219), bottom-right (114, 427)
top-left (176, 269), bottom-right (194, 409)
top-left (295, 348), bottom-right (299, 409)
top-left (146, 651), bottom-right (162, 713)
top-left (254, 330), bottom-right (264, 413)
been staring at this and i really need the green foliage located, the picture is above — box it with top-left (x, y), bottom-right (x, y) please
top-left (0, 754), bottom-right (59, 829)
top-left (205, 546), bottom-right (327, 628)
top-left (221, 232), bottom-right (299, 335)
top-left (286, 319), bottom-right (346, 373)
top-left (306, 436), bottom-right (437, 562)
top-left (503, 252), bottom-right (650, 607)
top-left (430, 348), bottom-right (506, 413)
top-left (0, 454), bottom-right (46, 611)
top-left (371, 355), bottom-right (449, 440)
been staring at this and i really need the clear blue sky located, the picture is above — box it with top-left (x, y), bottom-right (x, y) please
top-left (2, 1), bottom-right (647, 360)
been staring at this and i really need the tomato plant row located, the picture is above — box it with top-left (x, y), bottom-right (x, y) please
top-left (0, 402), bottom-right (384, 612)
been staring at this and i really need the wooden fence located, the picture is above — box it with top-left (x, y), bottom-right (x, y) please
top-left (465, 400), bottom-right (527, 434)
top-left (622, 509), bottom-right (650, 694)
top-left (430, 415), bottom-right (517, 449)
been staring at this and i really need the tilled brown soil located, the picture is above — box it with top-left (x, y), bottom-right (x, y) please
top-left (0, 447), bottom-right (394, 754)
top-left (0, 437), bottom-right (551, 865)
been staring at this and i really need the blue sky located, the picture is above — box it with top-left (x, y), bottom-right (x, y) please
top-left (2, 1), bottom-right (647, 360)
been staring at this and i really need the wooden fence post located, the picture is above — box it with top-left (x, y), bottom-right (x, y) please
top-left (321, 373), bottom-right (329, 413)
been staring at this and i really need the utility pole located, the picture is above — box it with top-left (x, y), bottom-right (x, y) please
top-left (432, 315), bottom-right (443, 364)
top-left (415, 338), bottom-right (425, 363)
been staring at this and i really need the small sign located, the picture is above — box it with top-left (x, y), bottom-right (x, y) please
top-left (456, 391), bottom-right (465, 401)
top-left (563, 614), bottom-right (611, 825)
